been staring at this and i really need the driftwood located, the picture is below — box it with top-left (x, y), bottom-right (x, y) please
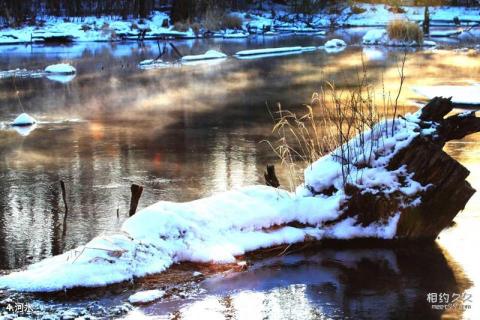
top-left (60, 180), bottom-right (68, 213)
top-left (336, 97), bottom-right (479, 240)
top-left (264, 164), bottom-right (280, 188)
top-left (129, 184), bottom-right (144, 216)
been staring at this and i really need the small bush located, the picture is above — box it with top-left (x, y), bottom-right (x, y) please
top-left (222, 14), bottom-right (243, 30)
top-left (388, 6), bottom-right (406, 14)
top-left (351, 5), bottom-right (366, 14)
top-left (173, 21), bottom-right (190, 32)
top-left (203, 8), bottom-right (222, 31)
top-left (387, 19), bottom-right (423, 44)
top-left (101, 22), bottom-right (110, 31)
top-left (191, 22), bottom-right (201, 35)
top-left (130, 22), bottom-right (138, 30)
top-left (80, 24), bottom-right (91, 31)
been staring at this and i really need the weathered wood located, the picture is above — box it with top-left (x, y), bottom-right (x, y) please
top-left (60, 180), bottom-right (68, 213)
top-left (339, 97), bottom-right (479, 240)
top-left (129, 184), bottom-right (144, 216)
top-left (264, 164), bottom-right (280, 188)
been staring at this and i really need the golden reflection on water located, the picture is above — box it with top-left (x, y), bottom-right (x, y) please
top-left (440, 134), bottom-right (480, 319)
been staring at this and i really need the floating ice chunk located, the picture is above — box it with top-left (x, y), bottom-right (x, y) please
top-left (44, 63), bottom-right (76, 74)
top-left (181, 50), bottom-right (227, 62)
top-left (422, 40), bottom-right (437, 47)
top-left (128, 289), bottom-right (165, 304)
top-left (12, 113), bottom-right (36, 126)
top-left (235, 46), bottom-right (303, 57)
top-left (324, 39), bottom-right (347, 48)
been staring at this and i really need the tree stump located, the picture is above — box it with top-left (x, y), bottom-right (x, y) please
top-left (337, 97), bottom-right (480, 240)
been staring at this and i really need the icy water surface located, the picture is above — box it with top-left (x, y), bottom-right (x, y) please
top-left (0, 34), bottom-right (480, 318)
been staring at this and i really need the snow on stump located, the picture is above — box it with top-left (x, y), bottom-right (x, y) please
top-left (11, 113), bottom-right (36, 126)
top-left (128, 289), bottom-right (165, 304)
top-left (44, 63), bottom-right (76, 75)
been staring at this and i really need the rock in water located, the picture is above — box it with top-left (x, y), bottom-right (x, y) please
top-left (12, 113), bottom-right (36, 126)
top-left (44, 63), bottom-right (76, 75)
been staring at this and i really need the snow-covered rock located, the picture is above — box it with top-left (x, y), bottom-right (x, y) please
top-left (128, 289), bottom-right (165, 304)
top-left (324, 39), bottom-right (347, 48)
top-left (44, 63), bottom-right (76, 75)
top-left (181, 50), bottom-right (227, 62)
top-left (362, 29), bottom-right (388, 45)
top-left (11, 113), bottom-right (36, 126)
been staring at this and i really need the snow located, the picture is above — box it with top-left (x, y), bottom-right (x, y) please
top-left (223, 32), bottom-right (249, 39)
top-left (414, 85), bottom-right (480, 105)
top-left (0, 110), bottom-right (433, 293)
top-left (363, 29), bottom-right (387, 45)
top-left (11, 113), bottom-right (36, 126)
top-left (234, 46), bottom-right (317, 60)
top-left (324, 39), bottom-right (347, 48)
top-left (236, 46), bottom-right (303, 56)
top-left (362, 29), bottom-right (436, 47)
top-left (181, 50), bottom-right (227, 62)
top-left (429, 29), bottom-right (462, 37)
top-left (44, 63), bottom-right (76, 74)
top-left (128, 289), bottom-right (165, 304)
top-left (1, 5), bottom-right (480, 45)
top-left (138, 59), bottom-right (170, 70)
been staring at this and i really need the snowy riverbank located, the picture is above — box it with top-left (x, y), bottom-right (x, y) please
top-left (1, 4), bottom-right (479, 45)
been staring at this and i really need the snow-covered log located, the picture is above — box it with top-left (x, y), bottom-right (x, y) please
top-left (0, 97), bottom-right (478, 293)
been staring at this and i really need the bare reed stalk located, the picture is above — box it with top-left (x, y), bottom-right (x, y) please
top-left (266, 55), bottom-right (408, 191)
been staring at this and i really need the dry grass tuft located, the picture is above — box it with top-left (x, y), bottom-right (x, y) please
top-left (266, 55), bottom-right (407, 190)
top-left (221, 14), bottom-right (243, 29)
top-left (387, 19), bottom-right (423, 44)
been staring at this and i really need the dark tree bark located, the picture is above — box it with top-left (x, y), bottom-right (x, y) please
top-left (338, 97), bottom-right (479, 240)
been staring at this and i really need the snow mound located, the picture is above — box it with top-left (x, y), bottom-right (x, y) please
top-left (11, 113), bottom-right (36, 126)
top-left (181, 50), bottom-right (227, 62)
top-left (128, 289), bottom-right (165, 304)
top-left (363, 29), bottom-right (387, 45)
top-left (324, 39), bottom-right (347, 48)
top-left (44, 63), bottom-right (76, 74)
top-left (362, 29), bottom-right (436, 47)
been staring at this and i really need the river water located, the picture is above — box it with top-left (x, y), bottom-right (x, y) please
top-left (0, 33), bottom-right (479, 319)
